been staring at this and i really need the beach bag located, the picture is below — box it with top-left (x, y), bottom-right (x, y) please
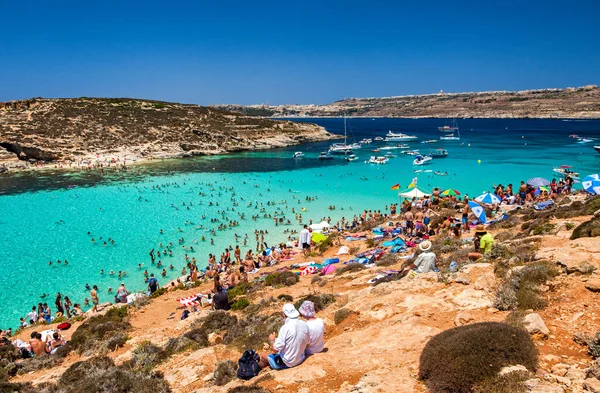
top-left (237, 349), bottom-right (261, 380)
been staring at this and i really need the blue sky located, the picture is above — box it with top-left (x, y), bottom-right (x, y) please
top-left (0, 0), bottom-right (598, 105)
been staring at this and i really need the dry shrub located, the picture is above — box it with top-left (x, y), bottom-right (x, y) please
top-left (494, 262), bottom-right (558, 311)
top-left (571, 217), bottom-right (600, 240)
top-left (57, 356), bottom-right (170, 393)
top-left (214, 360), bottom-right (237, 386)
top-left (335, 263), bottom-right (366, 275)
top-left (375, 253), bottom-right (398, 267)
top-left (588, 333), bottom-right (600, 358)
top-left (294, 294), bottom-right (336, 312)
top-left (70, 306), bottom-right (130, 355)
top-left (132, 295), bottom-right (151, 309)
top-left (129, 341), bottom-right (168, 373)
top-left (277, 294), bottom-right (293, 302)
top-left (418, 322), bottom-right (538, 393)
top-left (472, 371), bottom-right (530, 393)
top-left (228, 386), bottom-right (270, 393)
top-left (223, 313), bottom-right (285, 351)
top-left (311, 276), bottom-right (327, 287)
top-left (265, 271), bottom-right (299, 287)
top-left (334, 308), bottom-right (353, 324)
top-left (231, 298), bottom-right (250, 310)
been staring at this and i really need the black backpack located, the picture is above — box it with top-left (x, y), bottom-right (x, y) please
top-left (237, 349), bottom-right (261, 380)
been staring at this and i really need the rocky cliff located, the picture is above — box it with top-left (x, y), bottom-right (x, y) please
top-left (0, 98), bottom-right (335, 164)
top-left (221, 85), bottom-right (600, 118)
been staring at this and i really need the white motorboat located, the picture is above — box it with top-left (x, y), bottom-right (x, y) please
top-left (577, 138), bottom-right (594, 143)
top-left (379, 144), bottom-right (409, 150)
top-left (384, 131), bottom-right (418, 141)
top-left (384, 152), bottom-right (396, 158)
top-left (421, 139), bottom-right (438, 144)
top-left (552, 165), bottom-right (579, 179)
top-left (292, 152), bottom-right (304, 158)
top-left (345, 153), bottom-right (359, 161)
top-left (440, 133), bottom-right (460, 141)
top-left (595, 146), bottom-right (600, 154)
top-left (366, 156), bottom-right (389, 164)
top-left (318, 151), bottom-right (334, 160)
top-left (413, 155), bottom-right (433, 165)
top-left (404, 150), bottom-right (421, 156)
top-left (374, 136), bottom-right (384, 141)
top-left (359, 138), bottom-right (372, 144)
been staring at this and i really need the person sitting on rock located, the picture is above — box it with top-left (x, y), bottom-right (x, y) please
top-left (299, 300), bottom-right (325, 355)
top-left (468, 225), bottom-right (494, 260)
top-left (259, 304), bottom-right (309, 370)
top-left (403, 240), bottom-right (438, 275)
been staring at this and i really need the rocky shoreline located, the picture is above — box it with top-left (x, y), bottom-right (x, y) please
top-left (0, 98), bottom-right (339, 172)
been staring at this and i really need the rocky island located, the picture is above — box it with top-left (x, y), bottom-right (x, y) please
top-left (0, 98), bottom-right (336, 170)
top-left (220, 85), bottom-right (600, 119)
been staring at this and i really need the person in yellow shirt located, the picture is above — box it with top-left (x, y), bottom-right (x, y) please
top-left (468, 225), bottom-right (494, 260)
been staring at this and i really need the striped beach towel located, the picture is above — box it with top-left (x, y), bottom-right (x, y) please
top-left (177, 293), bottom-right (205, 307)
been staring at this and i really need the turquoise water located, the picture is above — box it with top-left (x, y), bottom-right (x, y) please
top-left (0, 118), bottom-right (599, 329)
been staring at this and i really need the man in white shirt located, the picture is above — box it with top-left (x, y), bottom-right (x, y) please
top-left (299, 225), bottom-right (311, 257)
top-left (26, 307), bottom-right (37, 324)
top-left (259, 303), bottom-right (310, 369)
top-left (299, 300), bottom-right (325, 355)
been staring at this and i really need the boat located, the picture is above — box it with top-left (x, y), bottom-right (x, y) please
top-left (292, 152), bottom-right (304, 158)
top-left (384, 152), bottom-right (396, 158)
top-left (439, 118), bottom-right (459, 133)
top-left (380, 144), bottom-right (409, 150)
top-left (345, 154), bottom-right (359, 162)
top-left (359, 138), bottom-right (372, 144)
top-left (371, 149), bottom-right (380, 153)
top-left (404, 149), bottom-right (421, 156)
top-left (434, 171), bottom-right (449, 176)
top-left (577, 138), bottom-right (594, 143)
top-left (553, 165), bottom-right (580, 179)
top-left (328, 115), bottom-right (356, 154)
top-left (318, 152), bottom-right (334, 160)
top-left (440, 133), bottom-right (460, 141)
top-left (413, 155), bottom-right (433, 166)
top-left (366, 156), bottom-right (389, 164)
top-left (374, 137), bottom-right (384, 141)
top-left (595, 146), bottom-right (600, 154)
top-left (429, 148), bottom-right (448, 158)
top-left (385, 131), bottom-right (418, 141)
top-left (421, 139), bottom-right (437, 144)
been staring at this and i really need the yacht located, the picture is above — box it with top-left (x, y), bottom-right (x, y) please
top-left (328, 115), bottom-right (356, 154)
top-left (429, 148), bottom-right (448, 158)
top-left (318, 151), bottom-right (334, 160)
top-left (384, 131), bottom-right (418, 142)
top-left (413, 155), bottom-right (433, 165)
top-left (292, 152), bottom-right (304, 158)
top-left (380, 144), bottom-right (409, 150)
top-left (439, 118), bottom-right (459, 133)
top-left (374, 136), bottom-right (384, 141)
top-left (366, 156), bottom-right (389, 164)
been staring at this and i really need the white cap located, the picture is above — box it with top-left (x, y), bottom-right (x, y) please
top-left (282, 303), bottom-right (299, 318)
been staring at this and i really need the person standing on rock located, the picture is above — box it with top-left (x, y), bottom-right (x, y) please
top-left (259, 303), bottom-right (309, 370)
top-left (90, 285), bottom-right (99, 313)
top-left (299, 225), bottom-right (311, 257)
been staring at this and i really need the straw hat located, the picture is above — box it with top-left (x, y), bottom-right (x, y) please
top-left (419, 240), bottom-right (432, 252)
top-left (475, 224), bottom-right (487, 234)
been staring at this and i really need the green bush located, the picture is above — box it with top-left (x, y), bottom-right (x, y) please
top-left (418, 322), bottom-right (538, 393)
top-left (214, 360), bottom-right (237, 386)
top-left (265, 271), bottom-right (299, 287)
top-left (317, 236), bottom-right (334, 253)
top-left (335, 263), bottom-right (366, 275)
top-left (294, 294), bottom-right (336, 312)
top-left (223, 313), bottom-right (285, 351)
top-left (472, 371), bottom-right (530, 393)
top-left (230, 298), bottom-right (250, 311)
top-left (334, 308), bottom-right (353, 324)
top-left (150, 287), bottom-right (168, 298)
top-left (227, 282), bottom-right (252, 302)
top-left (70, 306), bottom-right (131, 355)
top-left (129, 341), bottom-right (167, 373)
top-left (277, 294), bottom-right (293, 302)
top-left (494, 262), bottom-right (557, 311)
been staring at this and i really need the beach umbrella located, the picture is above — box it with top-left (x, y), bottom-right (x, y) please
top-left (527, 177), bottom-right (550, 187)
top-left (474, 192), bottom-right (501, 205)
top-left (582, 174), bottom-right (600, 195)
top-left (441, 189), bottom-right (461, 197)
top-left (468, 201), bottom-right (487, 224)
top-left (398, 187), bottom-right (431, 198)
top-left (311, 232), bottom-right (327, 243)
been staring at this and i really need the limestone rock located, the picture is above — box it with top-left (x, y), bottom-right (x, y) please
top-left (208, 332), bottom-right (223, 345)
top-left (454, 312), bottom-right (475, 326)
top-left (523, 313), bottom-right (550, 338)
top-left (584, 378), bottom-right (600, 393)
top-left (585, 279), bottom-right (600, 292)
top-left (551, 363), bottom-right (570, 377)
top-left (587, 359), bottom-right (600, 379)
top-left (574, 332), bottom-right (593, 346)
top-left (525, 378), bottom-right (565, 393)
top-left (499, 364), bottom-right (529, 376)
top-left (454, 273), bottom-right (471, 285)
top-left (452, 289), bottom-right (493, 310)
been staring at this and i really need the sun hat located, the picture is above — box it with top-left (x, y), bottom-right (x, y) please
top-left (419, 240), bottom-right (432, 252)
top-left (282, 303), bottom-right (300, 319)
top-left (298, 300), bottom-right (316, 318)
top-left (475, 224), bottom-right (487, 233)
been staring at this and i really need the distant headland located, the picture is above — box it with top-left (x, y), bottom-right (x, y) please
top-left (217, 85), bottom-right (600, 119)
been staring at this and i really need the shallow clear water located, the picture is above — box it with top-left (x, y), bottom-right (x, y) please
top-left (0, 118), bottom-right (599, 329)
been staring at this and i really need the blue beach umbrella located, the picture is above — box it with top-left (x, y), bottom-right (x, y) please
top-left (468, 201), bottom-right (487, 224)
top-left (474, 192), bottom-right (501, 205)
top-left (582, 174), bottom-right (600, 195)
top-left (527, 177), bottom-right (550, 187)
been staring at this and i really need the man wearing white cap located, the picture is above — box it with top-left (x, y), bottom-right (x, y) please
top-left (259, 303), bottom-right (310, 370)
